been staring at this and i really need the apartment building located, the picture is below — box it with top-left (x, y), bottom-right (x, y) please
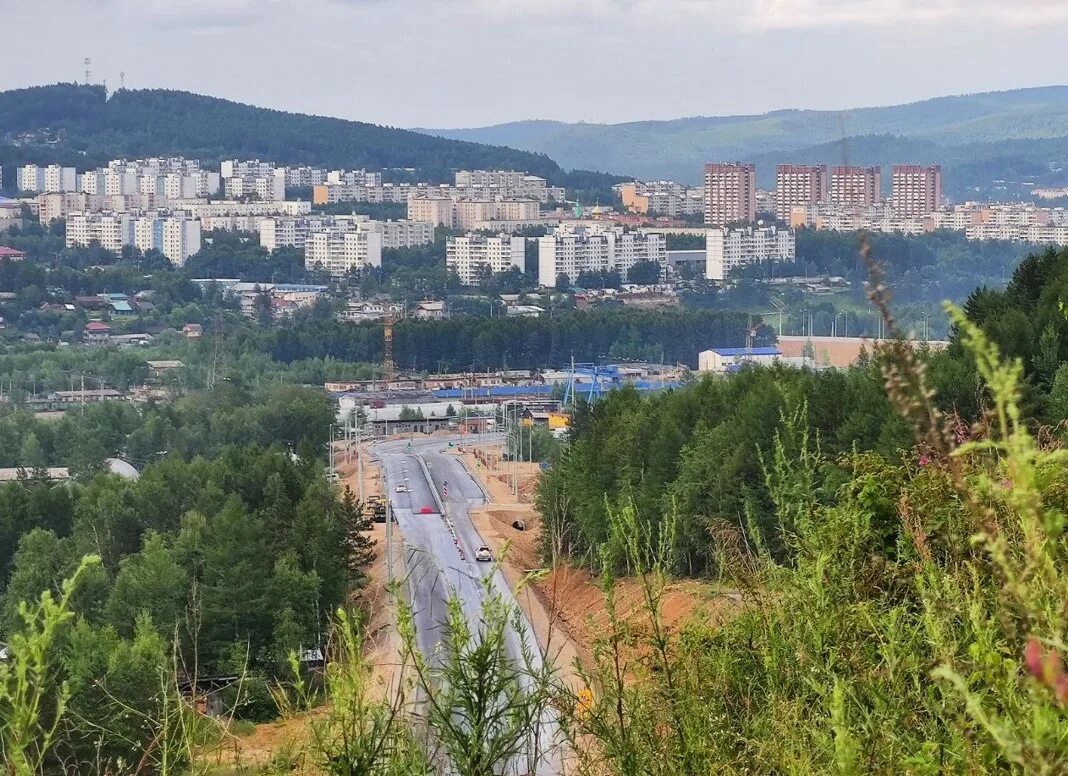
top-left (407, 195), bottom-right (540, 229)
top-left (703, 164), bottom-right (756, 226)
top-left (538, 225), bottom-right (665, 287)
top-left (199, 215), bottom-right (270, 233)
top-left (454, 171), bottom-right (563, 202)
top-left (829, 166), bottom-right (882, 207)
top-left (131, 215), bottom-right (202, 266)
top-left (66, 212), bottom-right (130, 253)
top-left (285, 166), bottom-right (327, 188)
top-left (617, 181), bottom-right (704, 217)
top-left (174, 200), bottom-right (311, 219)
top-left (371, 219), bottom-right (434, 249)
top-left (446, 234), bottom-right (525, 285)
top-left (705, 225), bottom-right (795, 281)
top-left (259, 215), bottom-right (431, 252)
top-left (891, 165), bottom-right (943, 217)
top-left (776, 165), bottom-right (827, 221)
top-left (220, 160), bottom-right (286, 200)
top-left (406, 196), bottom-right (453, 225)
top-left (304, 228), bottom-right (383, 275)
top-left (17, 165), bottom-right (77, 193)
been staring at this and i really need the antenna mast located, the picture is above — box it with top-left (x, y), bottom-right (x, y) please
top-left (83, 58), bottom-right (91, 85)
top-left (383, 312), bottom-right (395, 385)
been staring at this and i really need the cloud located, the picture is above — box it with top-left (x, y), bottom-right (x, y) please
top-left (739, 0), bottom-right (1068, 30)
top-left (454, 0), bottom-right (1068, 30)
top-left (119, 0), bottom-right (292, 30)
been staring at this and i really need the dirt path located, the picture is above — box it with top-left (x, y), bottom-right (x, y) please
top-left (458, 443), bottom-right (737, 678)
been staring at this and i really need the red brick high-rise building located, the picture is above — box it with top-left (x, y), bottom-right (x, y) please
top-left (829, 166), bottom-right (882, 207)
top-left (776, 164), bottom-right (828, 221)
top-left (703, 163), bottom-right (756, 226)
top-left (891, 164), bottom-right (943, 216)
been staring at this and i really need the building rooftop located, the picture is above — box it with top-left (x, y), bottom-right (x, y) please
top-left (709, 347), bottom-right (781, 356)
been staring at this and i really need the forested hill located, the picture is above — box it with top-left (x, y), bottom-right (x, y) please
top-left (421, 85), bottom-right (1068, 197)
top-left (0, 84), bottom-right (621, 189)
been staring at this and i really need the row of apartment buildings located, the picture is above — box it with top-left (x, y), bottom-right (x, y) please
top-left (616, 181), bottom-right (705, 218)
top-left (313, 170), bottom-right (564, 206)
top-left (407, 195), bottom-right (542, 230)
top-left (445, 235), bottom-right (526, 285)
top-left (441, 225), bottom-right (672, 289)
top-left (65, 212), bottom-right (202, 265)
top-left (789, 200), bottom-right (1068, 242)
top-left (17, 160), bottom-right (221, 199)
top-left (702, 163), bottom-right (943, 225)
top-left (537, 225), bottom-right (666, 288)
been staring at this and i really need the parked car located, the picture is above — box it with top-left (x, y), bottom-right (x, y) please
top-left (475, 546), bottom-right (493, 563)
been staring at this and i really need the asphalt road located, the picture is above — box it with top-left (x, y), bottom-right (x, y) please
top-left (373, 433), bottom-right (563, 775)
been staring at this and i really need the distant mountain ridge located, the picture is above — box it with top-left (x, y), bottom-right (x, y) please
top-left (0, 83), bottom-right (623, 194)
top-left (419, 86), bottom-right (1068, 197)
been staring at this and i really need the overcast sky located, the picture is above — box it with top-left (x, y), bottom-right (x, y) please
top-left (3, 0), bottom-right (1067, 128)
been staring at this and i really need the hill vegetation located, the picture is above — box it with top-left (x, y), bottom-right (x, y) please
top-left (422, 85), bottom-right (1068, 197)
top-left (5, 247), bottom-right (1068, 772)
top-left (0, 83), bottom-right (623, 192)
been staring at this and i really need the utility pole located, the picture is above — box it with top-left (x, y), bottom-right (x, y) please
top-left (328, 424), bottom-right (336, 473)
top-left (356, 410), bottom-right (364, 503)
top-left (385, 474), bottom-right (394, 584)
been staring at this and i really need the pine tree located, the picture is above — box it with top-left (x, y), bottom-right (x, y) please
top-left (339, 487), bottom-right (375, 587)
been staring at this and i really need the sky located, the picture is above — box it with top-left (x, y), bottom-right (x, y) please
top-left (2, 0), bottom-right (1067, 128)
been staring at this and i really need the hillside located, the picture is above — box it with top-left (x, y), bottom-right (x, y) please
top-left (0, 83), bottom-right (622, 191)
top-left (420, 85), bottom-right (1068, 197)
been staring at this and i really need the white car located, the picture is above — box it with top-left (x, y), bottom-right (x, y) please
top-left (475, 546), bottom-right (493, 563)
top-left (395, 484), bottom-right (407, 493)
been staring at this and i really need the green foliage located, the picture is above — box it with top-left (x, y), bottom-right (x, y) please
top-left (0, 83), bottom-right (565, 183)
top-left (0, 556), bottom-right (100, 775)
top-left (537, 364), bottom-right (910, 575)
top-left (432, 86), bottom-right (1068, 197)
top-left (259, 306), bottom-right (759, 372)
top-left (794, 228), bottom-right (1036, 306)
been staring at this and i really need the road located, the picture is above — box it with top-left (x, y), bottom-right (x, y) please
top-left (373, 433), bottom-right (563, 775)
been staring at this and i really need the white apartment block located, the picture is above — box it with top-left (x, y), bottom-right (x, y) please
top-left (259, 215), bottom-right (431, 252)
top-left (39, 192), bottom-right (167, 223)
top-left (285, 166), bottom-right (327, 188)
top-left (131, 215), bottom-right (202, 266)
top-left (538, 225), bottom-right (666, 288)
top-left (454, 171), bottom-right (563, 202)
top-left (705, 226), bottom-right (795, 281)
top-left (66, 211), bottom-right (201, 265)
top-left (326, 169), bottom-right (382, 187)
top-left (892, 165), bottom-right (943, 217)
top-left (408, 197), bottom-right (454, 227)
top-left (199, 215), bottom-right (270, 233)
top-left (106, 170), bottom-right (139, 196)
top-left (617, 181), bottom-right (704, 217)
top-left (65, 212), bottom-right (130, 253)
top-left (370, 219), bottom-right (434, 249)
top-left (776, 165), bottom-right (827, 221)
top-left (17, 165), bottom-right (77, 193)
top-left (446, 234), bottom-right (525, 285)
top-left (221, 160), bottom-right (286, 200)
top-left (703, 164), bottom-right (756, 226)
top-left (304, 228), bottom-right (383, 276)
top-left (174, 200), bottom-right (311, 219)
top-left (407, 195), bottom-right (540, 229)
